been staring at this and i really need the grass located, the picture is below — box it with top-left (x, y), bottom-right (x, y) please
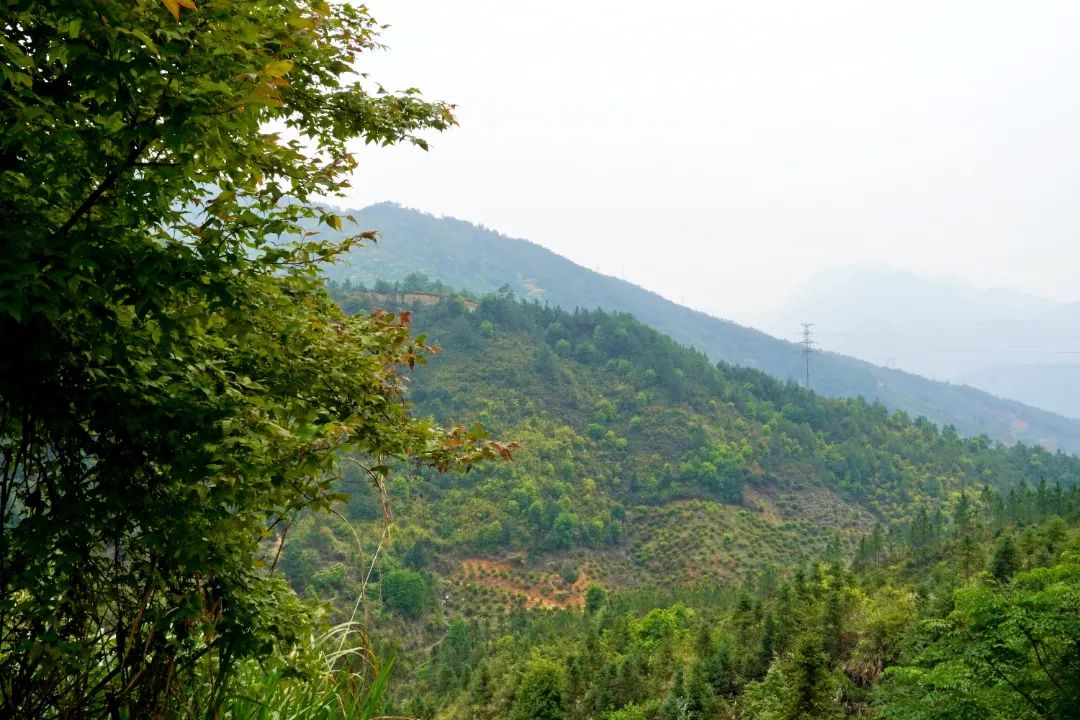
top-left (214, 624), bottom-right (393, 720)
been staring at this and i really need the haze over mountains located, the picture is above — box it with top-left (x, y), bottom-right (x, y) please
top-left (321, 203), bottom-right (1080, 452)
top-left (758, 264), bottom-right (1080, 418)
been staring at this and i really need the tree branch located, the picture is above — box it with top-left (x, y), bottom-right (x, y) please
top-left (54, 143), bottom-right (147, 238)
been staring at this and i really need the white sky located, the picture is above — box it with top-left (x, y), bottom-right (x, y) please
top-left (337, 0), bottom-right (1080, 322)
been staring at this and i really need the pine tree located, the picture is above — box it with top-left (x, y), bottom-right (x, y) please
top-left (989, 534), bottom-right (1019, 583)
top-left (787, 635), bottom-right (840, 720)
top-left (756, 612), bottom-right (777, 679)
top-left (870, 525), bottom-right (886, 565)
top-left (703, 641), bottom-right (739, 698)
top-left (820, 585), bottom-right (844, 663)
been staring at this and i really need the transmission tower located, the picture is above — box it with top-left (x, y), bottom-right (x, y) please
top-left (800, 323), bottom-right (815, 390)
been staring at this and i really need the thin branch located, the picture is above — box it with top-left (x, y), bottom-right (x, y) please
top-left (982, 655), bottom-right (1057, 720)
top-left (1017, 622), bottom-right (1074, 705)
top-left (268, 514), bottom-right (289, 573)
top-left (133, 160), bottom-right (179, 168)
top-left (54, 143), bottom-right (146, 238)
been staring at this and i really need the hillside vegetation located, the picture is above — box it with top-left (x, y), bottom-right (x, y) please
top-left (417, 508), bottom-right (1080, 720)
top-left (277, 283), bottom-right (1080, 719)
top-left (319, 204), bottom-right (1080, 453)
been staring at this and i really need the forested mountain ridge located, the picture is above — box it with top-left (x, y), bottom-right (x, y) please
top-left (285, 283), bottom-right (1080, 614)
top-left (281, 284), bottom-right (1080, 720)
top-left (320, 203), bottom-right (1080, 454)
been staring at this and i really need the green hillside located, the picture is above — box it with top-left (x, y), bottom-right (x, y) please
top-left (319, 203), bottom-right (1080, 454)
top-left (416, 510), bottom-right (1080, 720)
top-left (12, 2), bottom-right (1077, 718)
top-left (281, 286), bottom-right (1080, 720)
top-left (285, 283), bottom-right (1079, 608)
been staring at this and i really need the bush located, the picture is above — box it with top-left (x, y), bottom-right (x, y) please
top-left (382, 570), bottom-right (429, 619)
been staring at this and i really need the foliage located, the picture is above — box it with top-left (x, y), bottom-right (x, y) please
top-left (382, 569), bottom-right (429, 619)
top-left (511, 658), bottom-right (567, 720)
top-left (877, 556), bottom-right (1080, 720)
top-left (404, 512), bottom-right (1080, 720)
top-left (311, 289), bottom-right (1080, 570)
top-left (0, 1), bottom-right (506, 716)
top-left (211, 623), bottom-right (393, 720)
top-left (254, 286), bottom-right (1080, 719)
top-left (586, 585), bottom-right (608, 615)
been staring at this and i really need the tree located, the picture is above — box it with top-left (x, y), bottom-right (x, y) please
top-left (511, 658), bottom-right (567, 720)
top-left (382, 569), bottom-right (429, 619)
top-left (879, 560), bottom-right (1080, 720)
top-left (701, 640), bottom-right (739, 698)
top-left (550, 511), bottom-right (579, 548)
top-left (0, 0), bottom-right (507, 716)
top-left (585, 584), bottom-right (607, 615)
top-left (787, 635), bottom-right (842, 720)
top-left (989, 534), bottom-right (1020, 584)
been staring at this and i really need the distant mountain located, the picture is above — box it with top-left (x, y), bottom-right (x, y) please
top-left (759, 264), bottom-right (1055, 343)
top-left (321, 202), bottom-right (1080, 453)
top-left (757, 265), bottom-right (1080, 416)
top-left (1029, 299), bottom-right (1080, 337)
top-left (955, 364), bottom-right (1080, 420)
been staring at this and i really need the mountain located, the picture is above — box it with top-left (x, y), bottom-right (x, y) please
top-left (955, 363), bottom-right (1080, 420)
top-left (758, 264), bottom-right (1056, 348)
top-left (287, 285), bottom-right (1080, 611)
top-left (1029, 299), bottom-right (1080, 336)
top-left (320, 203), bottom-right (1080, 453)
top-left (758, 265), bottom-right (1080, 416)
top-left (287, 287), bottom-right (1080, 720)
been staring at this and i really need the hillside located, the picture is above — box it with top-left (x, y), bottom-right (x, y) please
top-left (956, 363), bottom-right (1080, 420)
top-left (319, 203), bottom-right (1080, 453)
top-left (283, 287), bottom-right (1080, 720)
top-left (416, 509), bottom-right (1080, 720)
top-left (283, 287), bottom-right (1080, 615)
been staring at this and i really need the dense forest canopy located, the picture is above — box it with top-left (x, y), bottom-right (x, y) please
top-left (331, 281), bottom-right (1080, 525)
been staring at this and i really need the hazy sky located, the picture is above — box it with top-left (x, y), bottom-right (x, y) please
top-left (336, 0), bottom-right (1080, 322)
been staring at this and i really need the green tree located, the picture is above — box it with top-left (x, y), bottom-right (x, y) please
top-left (382, 569), bottom-right (429, 619)
top-left (989, 534), bottom-right (1020, 584)
top-left (820, 584), bottom-right (844, 663)
top-left (0, 0), bottom-right (505, 716)
top-left (879, 560), bottom-right (1080, 720)
top-left (585, 584), bottom-right (607, 615)
top-left (701, 640), bottom-right (738, 698)
top-left (512, 658), bottom-right (567, 720)
top-left (550, 511), bottom-right (579, 549)
top-left (787, 635), bottom-right (841, 720)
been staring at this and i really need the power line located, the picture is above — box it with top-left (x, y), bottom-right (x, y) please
top-left (818, 344), bottom-right (1080, 355)
top-left (800, 323), bottom-right (815, 390)
top-left (815, 330), bottom-right (1080, 341)
top-left (806, 329), bottom-right (1080, 356)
